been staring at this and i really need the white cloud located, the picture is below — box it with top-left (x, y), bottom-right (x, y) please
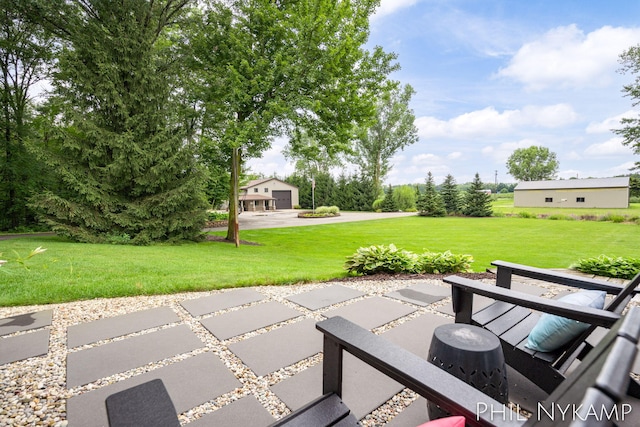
top-left (372, 0), bottom-right (419, 20)
top-left (447, 151), bottom-right (463, 160)
top-left (416, 104), bottom-right (578, 139)
top-left (498, 25), bottom-right (640, 90)
top-left (482, 139), bottom-right (538, 163)
top-left (586, 110), bottom-right (637, 133)
top-left (584, 137), bottom-right (633, 156)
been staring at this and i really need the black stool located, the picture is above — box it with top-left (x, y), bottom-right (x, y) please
top-left (427, 323), bottom-right (508, 419)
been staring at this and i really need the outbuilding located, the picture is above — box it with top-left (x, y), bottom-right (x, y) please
top-left (514, 177), bottom-right (630, 208)
top-left (240, 178), bottom-right (299, 211)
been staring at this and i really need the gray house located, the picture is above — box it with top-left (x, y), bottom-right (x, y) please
top-left (240, 178), bottom-right (299, 211)
top-left (514, 177), bottom-right (630, 208)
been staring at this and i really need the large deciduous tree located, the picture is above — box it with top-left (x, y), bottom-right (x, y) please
top-left (615, 45), bottom-right (640, 170)
top-left (190, 0), bottom-right (396, 245)
top-left (27, 0), bottom-right (207, 244)
top-left (506, 146), bottom-right (559, 181)
top-left (351, 83), bottom-right (418, 196)
top-left (0, 1), bottom-right (53, 230)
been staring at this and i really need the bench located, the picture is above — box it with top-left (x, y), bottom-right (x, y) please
top-left (444, 261), bottom-right (640, 394)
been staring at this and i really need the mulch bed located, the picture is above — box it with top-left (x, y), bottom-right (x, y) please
top-left (333, 272), bottom-right (495, 283)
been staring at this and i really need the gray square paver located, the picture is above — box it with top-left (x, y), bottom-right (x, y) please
top-left (0, 310), bottom-right (52, 336)
top-left (228, 319), bottom-right (322, 376)
top-left (286, 285), bottom-right (364, 310)
top-left (67, 325), bottom-right (203, 388)
top-left (200, 301), bottom-right (302, 340)
top-left (321, 297), bottom-right (416, 330)
top-left (67, 352), bottom-right (241, 427)
top-left (188, 395), bottom-right (275, 427)
top-left (0, 330), bottom-right (50, 365)
top-left (271, 353), bottom-right (403, 420)
top-left (381, 312), bottom-right (452, 357)
top-left (181, 288), bottom-right (265, 317)
top-left (67, 306), bottom-right (180, 348)
top-left (385, 282), bottom-right (450, 306)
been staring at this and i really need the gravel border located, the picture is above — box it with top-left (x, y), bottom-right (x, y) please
top-left (1, 274), bottom-right (637, 427)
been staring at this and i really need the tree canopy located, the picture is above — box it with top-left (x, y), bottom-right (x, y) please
top-left (27, 0), bottom-right (208, 244)
top-left (506, 146), bottom-right (559, 181)
top-left (190, 0), bottom-right (397, 244)
top-left (615, 44), bottom-right (640, 170)
top-left (351, 83), bottom-right (418, 196)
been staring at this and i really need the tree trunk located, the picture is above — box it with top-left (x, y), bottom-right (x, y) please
top-left (226, 146), bottom-right (241, 246)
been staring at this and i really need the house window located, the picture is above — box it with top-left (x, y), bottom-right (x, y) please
top-left (254, 188), bottom-right (258, 193)
top-left (576, 197), bottom-right (585, 203)
top-left (264, 188), bottom-right (269, 193)
top-left (545, 197), bottom-right (553, 203)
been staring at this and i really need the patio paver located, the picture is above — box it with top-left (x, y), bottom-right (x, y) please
top-left (181, 288), bottom-right (265, 317)
top-left (67, 306), bottom-right (180, 348)
top-left (286, 285), bottom-right (364, 310)
top-left (0, 309), bottom-right (52, 336)
top-left (321, 296), bottom-right (416, 330)
top-left (385, 282), bottom-right (450, 306)
top-left (187, 395), bottom-right (276, 427)
top-left (0, 330), bottom-right (50, 365)
top-left (67, 352), bottom-right (241, 427)
top-left (228, 319), bottom-right (322, 376)
top-left (200, 301), bottom-right (302, 340)
top-left (66, 325), bottom-right (203, 388)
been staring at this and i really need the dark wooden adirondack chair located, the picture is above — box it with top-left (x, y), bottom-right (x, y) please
top-left (444, 260), bottom-right (640, 395)
top-left (271, 308), bottom-right (640, 427)
top-left (106, 309), bottom-right (640, 427)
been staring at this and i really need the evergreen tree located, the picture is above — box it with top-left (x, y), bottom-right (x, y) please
top-left (28, 0), bottom-right (207, 244)
top-left (417, 172), bottom-right (446, 217)
top-left (441, 174), bottom-right (461, 214)
top-left (0, 1), bottom-right (54, 230)
top-left (463, 173), bottom-right (493, 217)
top-left (380, 185), bottom-right (398, 212)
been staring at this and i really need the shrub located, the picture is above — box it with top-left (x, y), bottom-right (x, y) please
top-left (208, 211), bottom-right (229, 221)
top-left (572, 255), bottom-right (640, 279)
top-left (372, 198), bottom-right (384, 211)
top-left (344, 244), bottom-right (474, 275)
top-left (518, 211), bottom-right (535, 219)
top-left (415, 251), bottom-right (473, 274)
top-left (315, 206), bottom-right (340, 215)
top-left (548, 214), bottom-right (569, 221)
top-left (344, 244), bottom-right (418, 275)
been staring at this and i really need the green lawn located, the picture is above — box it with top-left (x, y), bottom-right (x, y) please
top-left (1, 216), bottom-right (638, 306)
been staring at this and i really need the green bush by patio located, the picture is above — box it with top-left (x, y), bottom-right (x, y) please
top-left (344, 244), bottom-right (473, 275)
top-left (572, 255), bottom-right (640, 279)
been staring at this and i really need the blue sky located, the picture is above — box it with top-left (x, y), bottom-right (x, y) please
top-left (247, 0), bottom-right (640, 186)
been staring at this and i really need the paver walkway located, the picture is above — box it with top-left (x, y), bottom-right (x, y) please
top-left (1, 273), bottom-right (638, 427)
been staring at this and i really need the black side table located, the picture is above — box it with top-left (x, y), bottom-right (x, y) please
top-left (427, 323), bottom-right (508, 419)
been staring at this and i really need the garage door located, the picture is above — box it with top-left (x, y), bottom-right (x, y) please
top-left (272, 190), bottom-right (292, 209)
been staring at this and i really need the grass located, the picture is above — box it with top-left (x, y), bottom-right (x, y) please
top-left (1, 216), bottom-right (639, 306)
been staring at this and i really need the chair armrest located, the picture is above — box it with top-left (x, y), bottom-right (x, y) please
top-left (316, 316), bottom-right (525, 427)
top-left (444, 275), bottom-right (621, 327)
top-left (491, 260), bottom-right (632, 294)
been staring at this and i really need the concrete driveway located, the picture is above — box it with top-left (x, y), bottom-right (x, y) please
top-left (206, 210), bottom-right (417, 231)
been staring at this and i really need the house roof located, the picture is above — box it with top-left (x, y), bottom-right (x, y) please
top-left (241, 178), bottom-right (298, 190)
top-left (515, 177), bottom-right (630, 191)
top-left (239, 194), bottom-right (275, 201)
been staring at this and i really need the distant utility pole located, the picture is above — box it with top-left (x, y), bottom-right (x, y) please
top-left (495, 170), bottom-right (498, 187)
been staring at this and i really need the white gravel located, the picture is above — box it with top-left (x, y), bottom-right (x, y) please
top-left (1, 276), bottom-right (636, 427)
